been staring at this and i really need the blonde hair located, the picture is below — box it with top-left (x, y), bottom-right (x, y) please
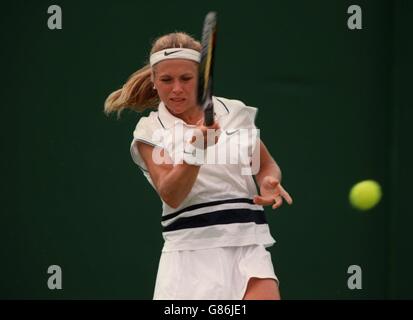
top-left (104, 32), bottom-right (201, 117)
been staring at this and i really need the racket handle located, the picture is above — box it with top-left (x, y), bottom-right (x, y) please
top-left (204, 103), bottom-right (214, 126)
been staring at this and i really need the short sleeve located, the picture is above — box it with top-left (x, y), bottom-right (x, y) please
top-left (130, 116), bottom-right (162, 172)
top-left (223, 100), bottom-right (258, 131)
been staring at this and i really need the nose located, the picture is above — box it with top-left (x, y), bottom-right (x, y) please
top-left (172, 80), bottom-right (183, 94)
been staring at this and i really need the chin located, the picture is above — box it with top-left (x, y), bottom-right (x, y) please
top-left (169, 100), bottom-right (188, 112)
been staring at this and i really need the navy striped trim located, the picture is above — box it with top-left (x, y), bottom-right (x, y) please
top-left (216, 98), bottom-right (230, 114)
top-left (163, 208), bottom-right (267, 232)
top-left (134, 138), bottom-right (162, 149)
top-left (162, 198), bottom-right (258, 222)
top-left (157, 115), bottom-right (165, 128)
top-left (136, 164), bottom-right (148, 173)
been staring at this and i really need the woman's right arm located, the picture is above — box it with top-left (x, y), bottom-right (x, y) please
top-left (137, 142), bottom-right (201, 209)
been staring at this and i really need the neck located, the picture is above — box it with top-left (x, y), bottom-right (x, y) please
top-left (169, 105), bottom-right (203, 125)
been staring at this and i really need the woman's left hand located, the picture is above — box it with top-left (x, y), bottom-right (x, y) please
top-left (253, 176), bottom-right (293, 209)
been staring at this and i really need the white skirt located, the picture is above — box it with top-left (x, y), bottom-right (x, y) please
top-left (153, 244), bottom-right (278, 300)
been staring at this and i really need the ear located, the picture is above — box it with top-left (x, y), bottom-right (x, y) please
top-left (150, 71), bottom-right (157, 90)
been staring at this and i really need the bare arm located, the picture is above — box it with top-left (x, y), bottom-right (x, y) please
top-left (255, 140), bottom-right (282, 187)
top-left (254, 140), bottom-right (293, 209)
top-left (136, 117), bottom-right (220, 209)
top-left (137, 142), bottom-right (201, 209)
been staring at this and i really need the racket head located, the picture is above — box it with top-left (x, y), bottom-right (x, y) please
top-left (197, 12), bottom-right (217, 126)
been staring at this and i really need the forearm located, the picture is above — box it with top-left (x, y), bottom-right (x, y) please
top-left (255, 159), bottom-right (282, 187)
top-left (255, 141), bottom-right (282, 187)
top-left (158, 163), bottom-right (201, 208)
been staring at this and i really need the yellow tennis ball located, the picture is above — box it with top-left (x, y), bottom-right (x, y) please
top-left (349, 180), bottom-right (382, 211)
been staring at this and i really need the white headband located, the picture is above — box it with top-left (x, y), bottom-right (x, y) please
top-left (150, 48), bottom-right (200, 67)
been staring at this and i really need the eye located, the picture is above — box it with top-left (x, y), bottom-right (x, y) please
top-left (160, 78), bottom-right (172, 83)
top-left (182, 76), bottom-right (193, 82)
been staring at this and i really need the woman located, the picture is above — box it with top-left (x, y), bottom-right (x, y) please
top-left (104, 32), bottom-right (293, 300)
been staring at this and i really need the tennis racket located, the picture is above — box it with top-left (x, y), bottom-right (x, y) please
top-left (197, 11), bottom-right (217, 126)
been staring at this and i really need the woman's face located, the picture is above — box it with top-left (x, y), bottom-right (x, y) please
top-left (153, 59), bottom-right (199, 116)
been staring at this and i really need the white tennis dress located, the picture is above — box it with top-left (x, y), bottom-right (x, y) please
top-left (130, 97), bottom-right (278, 299)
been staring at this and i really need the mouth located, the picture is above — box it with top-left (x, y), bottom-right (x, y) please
top-left (170, 97), bottom-right (185, 102)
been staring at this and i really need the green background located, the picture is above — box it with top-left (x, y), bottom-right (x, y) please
top-left (1, 0), bottom-right (412, 299)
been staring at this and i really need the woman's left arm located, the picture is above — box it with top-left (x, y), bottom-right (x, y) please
top-left (254, 140), bottom-right (293, 209)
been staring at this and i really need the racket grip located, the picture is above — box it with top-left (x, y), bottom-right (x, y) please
top-left (204, 103), bottom-right (214, 126)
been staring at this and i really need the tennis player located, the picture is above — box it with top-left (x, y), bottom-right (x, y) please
top-left (104, 32), bottom-right (293, 300)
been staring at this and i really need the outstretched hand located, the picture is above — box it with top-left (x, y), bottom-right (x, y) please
top-left (253, 176), bottom-right (293, 210)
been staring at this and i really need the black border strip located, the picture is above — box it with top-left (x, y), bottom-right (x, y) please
top-left (162, 198), bottom-right (260, 221)
top-left (163, 208), bottom-right (267, 232)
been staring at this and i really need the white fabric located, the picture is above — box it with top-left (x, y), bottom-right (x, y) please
top-left (150, 48), bottom-right (200, 67)
top-left (130, 96), bottom-right (275, 252)
top-left (153, 244), bottom-right (278, 300)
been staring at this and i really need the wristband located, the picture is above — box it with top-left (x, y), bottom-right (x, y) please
top-left (182, 142), bottom-right (206, 166)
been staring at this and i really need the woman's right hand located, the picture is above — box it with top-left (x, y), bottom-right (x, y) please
top-left (189, 118), bottom-right (221, 149)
